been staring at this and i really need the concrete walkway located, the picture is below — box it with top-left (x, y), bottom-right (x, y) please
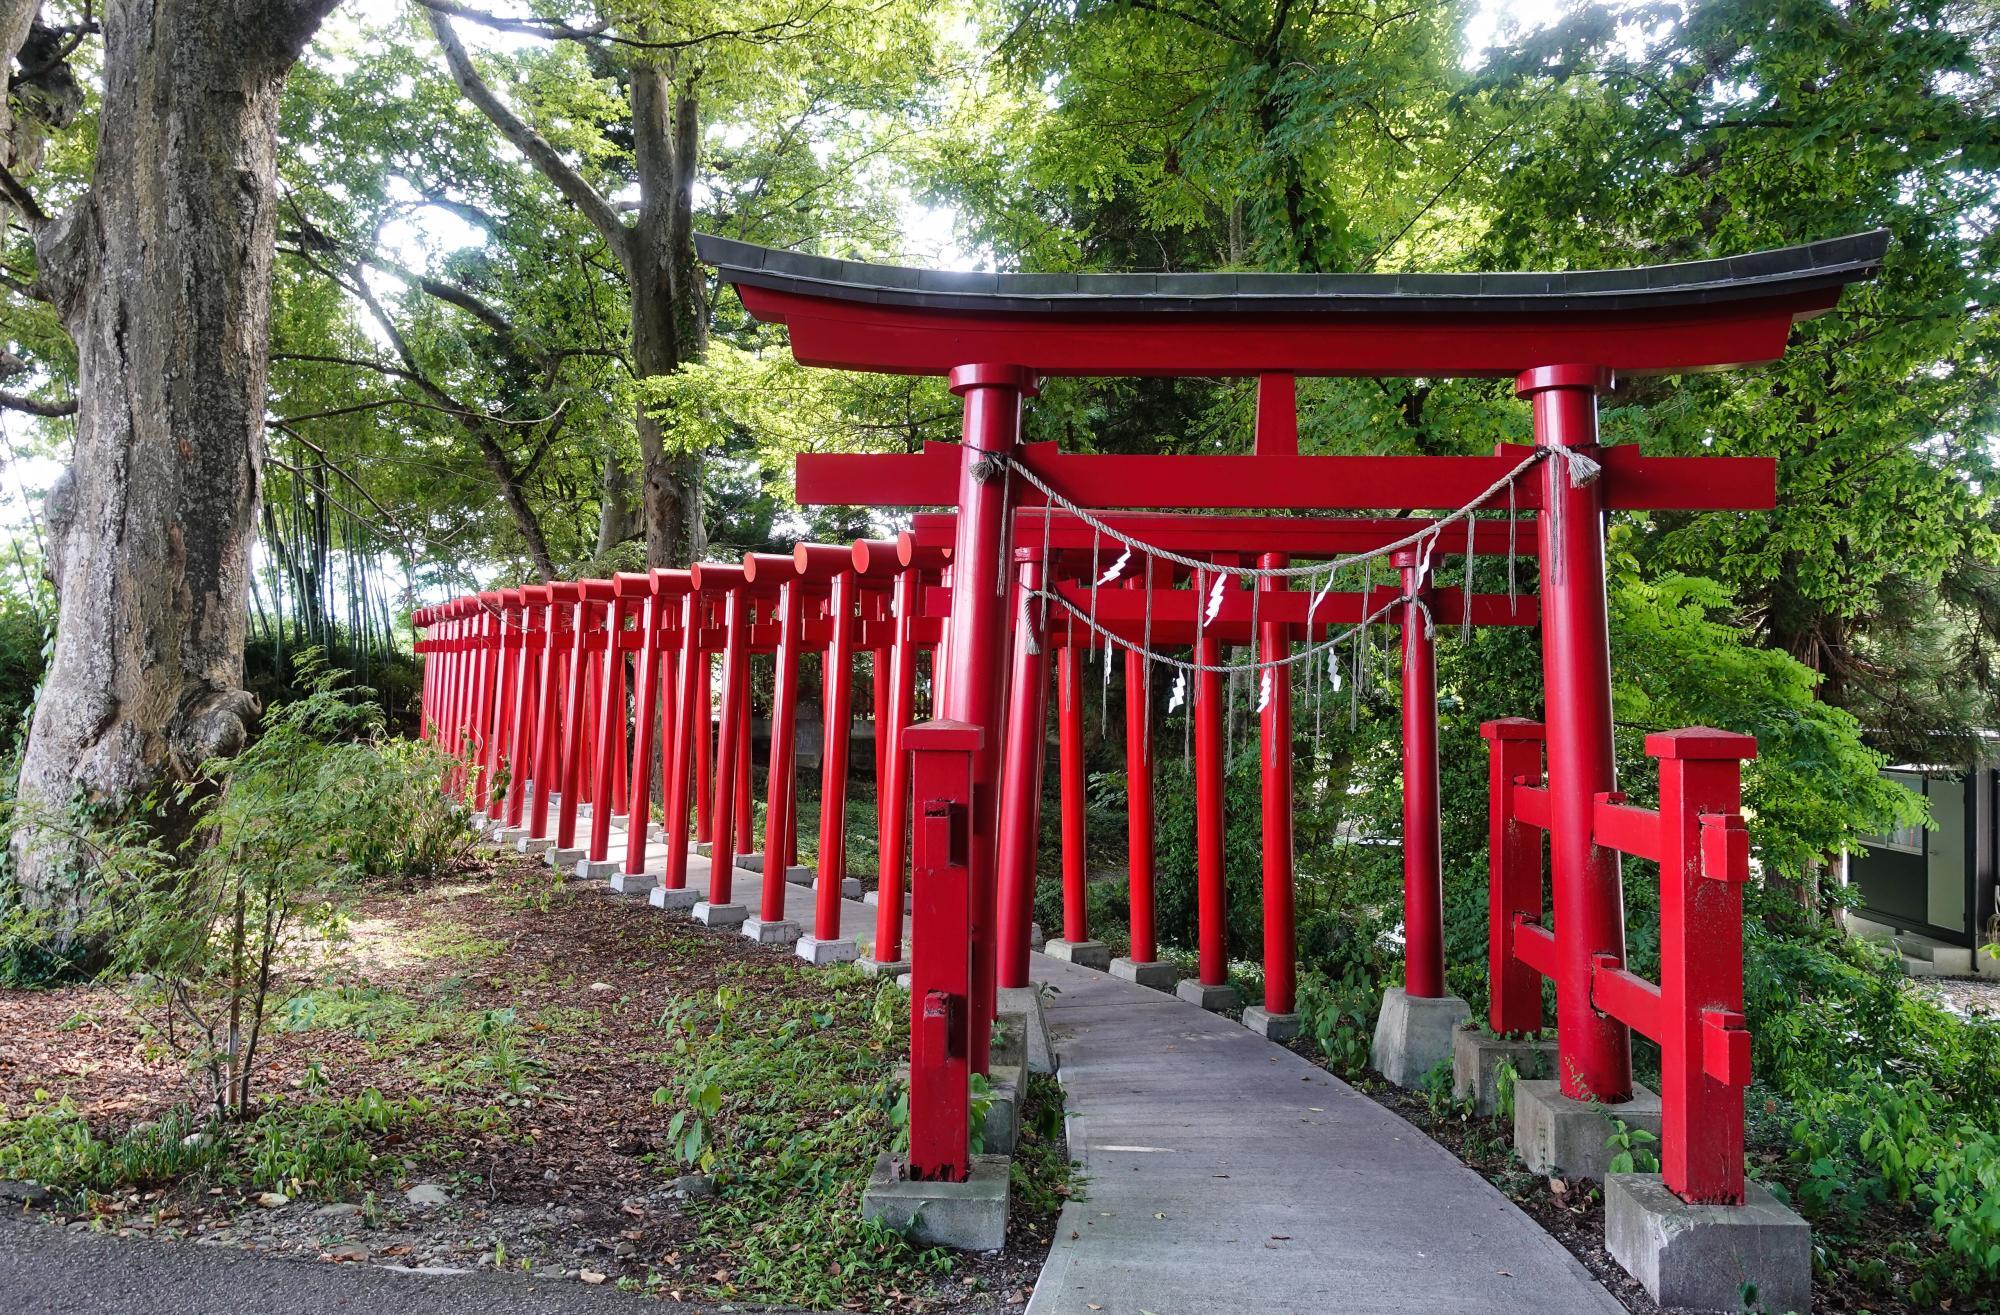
top-left (1025, 956), bottom-right (1623, 1315)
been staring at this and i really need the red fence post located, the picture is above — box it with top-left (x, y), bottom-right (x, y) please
top-left (587, 585), bottom-right (639, 866)
top-left (1648, 728), bottom-right (1755, 1204)
top-left (1521, 363), bottom-right (1632, 1104)
top-left (813, 567), bottom-right (859, 951)
top-left (1121, 577), bottom-right (1154, 960)
top-left (504, 592), bottom-right (540, 830)
top-left (756, 568), bottom-right (805, 934)
top-left (874, 562), bottom-right (921, 965)
top-left (621, 572), bottom-right (683, 885)
top-left (1397, 549), bottom-right (1446, 999)
top-left (700, 573), bottom-right (751, 919)
top-left (906, 719), bottom-right (981, 1183)
top-left (1190, 625), bottom-right (1231, 998)
top-left (995, 553), bottom-right (1049, 988)
top-left (655, 588), bottom-right (706, 908)
top-left (1257, 554), bottom-right (1297, 1019)
top-left (528, 589), bottom-right (567, 841)
top-left (1063, 643), bottom-right (1092, 946)
top-left (1480, 718), bottom-right (1548, 1035)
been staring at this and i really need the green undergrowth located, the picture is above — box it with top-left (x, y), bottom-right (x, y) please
top-left (0, 1086), bottom-right (495, 1204)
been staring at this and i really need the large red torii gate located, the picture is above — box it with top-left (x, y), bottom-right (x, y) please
top-left (696, 230), bottom-right (1886, 1230)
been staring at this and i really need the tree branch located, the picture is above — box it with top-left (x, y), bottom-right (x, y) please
top-left (0, 388), bottom-right (74, 416)
top-left (424, 9), bottom-right (632, 268)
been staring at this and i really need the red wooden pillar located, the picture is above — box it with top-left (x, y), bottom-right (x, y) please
top-left (486, 592), bottom-right (522, 821)
top-left (734, 702), bottom-right (754, 857)
top-left (1257, 555), bottom-right (1297, 1017)
top-left (1062, 643), bottom-right (1092, 946)
top-left (555, 588), bottom-right (602, 852)
top-left (1480, 718), bottom-right (1548, 1035)
top-left (660, 589), bottom-right (707, 896)
top-left (938, 365), bottom-right (1036, 1077)
top-left (504, 592), bottom-right (540, 829)
top-left (528, 587), bottom-right (567, 840)
top-left (1649, 728), bottom-right (1755, 1203)
top-left (1128, 631), bottom-right (1160, 959)
top-left (694, 621), bottom-right (714, 846)
top-left (704, 572), bottom-right (751, 908)
top-left (1193, 625), bottom-right (1228, 986)
top-left (758, 564), bottom-right (804, 923)
top-left (872, 561), bottom-right (921, 965)
top-left (1522, 363), bottom-right (1631, 1104)
top-left (623, 571), bottom-right (686, 880)
top-left (996, 553), bottom-right (1050, 989)
top-left (588, 583), bottom-right (642, 864)
top-left (471, 597), bottom-right (503, 808)
top-left (905, 720), bottom-right (982, 1183)
top-left (815, 564), bottom-right (859, 942)
top-left (1397, 549), bottom-right (1446, 999)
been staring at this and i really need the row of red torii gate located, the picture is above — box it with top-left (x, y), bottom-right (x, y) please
top-left (413, 230), bottom-right (1886, 1254)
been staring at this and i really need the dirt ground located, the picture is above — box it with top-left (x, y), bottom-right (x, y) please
top-left (0, 850), bottom-right (1063, 1311)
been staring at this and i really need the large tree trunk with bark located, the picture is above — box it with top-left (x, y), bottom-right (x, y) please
top-left (8, 0), bottom-right (338, 946)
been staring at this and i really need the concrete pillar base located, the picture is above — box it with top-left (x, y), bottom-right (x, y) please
top-left (980, 1066), bottom-right (1021, 1156)
top-left (607, 871), bottom-right (656, 896)
top-left (861, 1153), bottom-right (1010, 1251)
top-left (1452, 1027), bottom-right (1556, 1116)
top-left (1044, 938), bottom-right (1111, 971)
top-left (1175, 979), bottom-right (1240, 1012)
top-left (862, 888), bottom-right (913, 911)
top-left (576, 857), bottom-right (622, 880)
top-left (1369, 988), bottom-right (1472, 1089)
top-left (1242, 1006), bottom-right (1301, 1042)
top-left (649, 886), bottom-right (700, 912)
top-left (796, 936), bottom-right (858, 966)
top-left (856, 957), bottom-right (910, 980)
top-left (692, 901), bottom-right (749, 929)
top-left (546, 845), bottom-right (586, 869)
top-left (841, 876), bottom-right (863, 899)
top-left (1606, 1174), bottom-right (1810, 1315)
top-left (741, 917), bottom-right (802, 946)
top-left (496, 826), bottom-right (530, 843)
top-left (515, 835), bottom-right (555, 854)
top-left (1514, 1080), bottom-right (1663, 1182)
top-left (1109, 958), bottom-right (1177, 991)
top-left (997, 985), bottom-right (1054, 1075)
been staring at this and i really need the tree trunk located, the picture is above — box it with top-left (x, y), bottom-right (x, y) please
top-left (9, 0), bottom-right (338, 945)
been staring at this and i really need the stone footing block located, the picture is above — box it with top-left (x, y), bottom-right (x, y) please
top-left (649, 886), bottom-right (700, 912)
top-left (1043, 939), bottom-right (1111, 971)
top-left (861, 889), bottom-right (912, 911)
top-left (856, 957), bottom-right (910, 980)
top-left (516, 835), bottom-right (555, 854)
top-left (546, 846), bottom-right (586, 869)
top-left (841, 877), bottom-right (863, 899)
top-left (996, 985), bottom-right (1054, 1075)
top-left (607, 871), bottom-right (656, 896)
top-left (1606, 1174), bottom-right (1811, 1315)
top-left (741, 917), bottom-right (802, 946)
top-left (980, 1066), bottom-right (1021, 1156)
top-left (692, 902), bottom-right (749, 929)
top-left (1175, 979), bottom-right (1240, 1013)
top-left (1514, 1080), bottom-right (1663, 1183)
top-left (796, 936), bottom-right (858, 966)
top-left (1242, 1006), bottom-right (1301, 1042)
top-left (576, 857), bottom-right (622, 880)
top-left (862, 1153), bottom-right (1010, 1251)
top-left (1369, 988), bottom-right (1472, 1089)
top-left (1452, 1027), bottom-right (1556, 1115)
top-left (496, 826), bottom-right (530, 843)
top-left (1110, 958), bottom-right (1176, 991)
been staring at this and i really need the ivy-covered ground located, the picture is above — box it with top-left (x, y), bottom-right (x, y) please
top-left (0, 850), bottom-right (1074, 1312)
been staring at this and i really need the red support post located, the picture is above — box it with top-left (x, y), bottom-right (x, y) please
top-left (588, 589), bottom-right (637, 864)
top-left (875, 564), bottom-right (921, 960)
top-left (760, 574), bottom-right (804, 922)
top-left (1193, 627), bottom-right (1228, 986)
top-left (706, 578), bottom-right (750, 906)
top-left (1257, 555), bottom-right (1296, 1016)
top-left (661, 591), bottom-right (706, 895)
top-left (1064, 644), bottom-right (1093, 947)
top-left (734, 706), bottom-right (754, 857)
top-left (905, 719), bottom-right (981, 1183)
top-left (694, 636), bottom-right (714, 845)
top-left (486, 593), bottom-right (521, 821)
top-left (816, 569), bottom-right (858, 941)
top-left (1397, 549), bottom-right (1446, 1000)
top-left (1521, 363), bottom-right (1632, 1105)
top-left (471, 600), bottom-right (503, 809)
top-left (1648, 728), bottom-right (1756, 1204)
top-left (1128, 631), bottom-right (1160, 959)
top-left (504, 592), bottom-right (540, 829)
top-left (622, 573), bottom-right (681, 879)
top-left (528, 588), bottom-right (567, 840)
top-left (555, 592), bottom-right (595, 851)
top-left (1480, 718), bottom-right (1548, 1035)
top-left (995, 554), bottom-right (1049, 989)
top-left (937, 364), bottom-right (1036, 1077)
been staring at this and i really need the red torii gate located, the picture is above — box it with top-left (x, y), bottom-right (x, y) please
top-left (695, 229), bottom-right (1886, 1228)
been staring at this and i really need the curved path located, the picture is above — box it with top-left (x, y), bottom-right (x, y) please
top-left (1022, 955), bottom-right (1623, 1315)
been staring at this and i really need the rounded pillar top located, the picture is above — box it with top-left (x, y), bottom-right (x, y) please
top-left (795, 543), bottom-right (856, 578)
top-left (612, 571), bottom-right (654, 597)
top-left (947, 363), bottom-right (1040, 397)
top-left (688, 561), bottom-right (748, 591)
top-left (742, 551), bottom-right (800, 585)
top-left (1515, 364), bottom-right (1614, 399)
top-left (1391, 547), bottom-right (1422, 571)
